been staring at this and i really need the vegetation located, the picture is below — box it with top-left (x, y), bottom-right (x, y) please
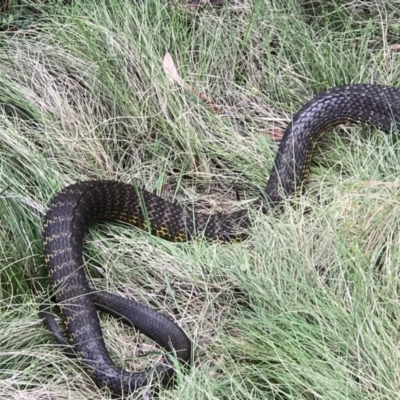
top-left (1, 0), bottom-right (400, 398)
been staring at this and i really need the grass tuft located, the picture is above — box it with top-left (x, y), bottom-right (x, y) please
top-left (1, 0), bottom-right (400, 398)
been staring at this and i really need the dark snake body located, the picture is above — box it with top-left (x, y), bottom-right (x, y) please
top-left (42, 84), bottom-right (400, 396)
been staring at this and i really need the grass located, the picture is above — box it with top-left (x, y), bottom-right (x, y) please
top-left (1, 0), bottom-right (400, 398)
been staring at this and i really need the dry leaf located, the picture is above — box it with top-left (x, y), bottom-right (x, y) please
top-left (262, 127), bottom-right (285, 141)
top-left (389, 43), bottom-right (400, 50)
top-left (162, 52), bottom-right (220, 113)
top-left (162, 52), bottom-right (183, 85)
top-left (365, 180), bottom-right (397, 188)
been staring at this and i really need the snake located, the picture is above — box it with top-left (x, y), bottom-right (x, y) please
top-left (41, 84), bottom-right (400, 396)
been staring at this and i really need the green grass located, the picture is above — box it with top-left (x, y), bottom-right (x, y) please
top-left (1, 0), bottom-right (400, 398)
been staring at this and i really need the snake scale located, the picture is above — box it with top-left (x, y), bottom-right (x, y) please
top-left (41, 84), bottom-right (400, 396)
